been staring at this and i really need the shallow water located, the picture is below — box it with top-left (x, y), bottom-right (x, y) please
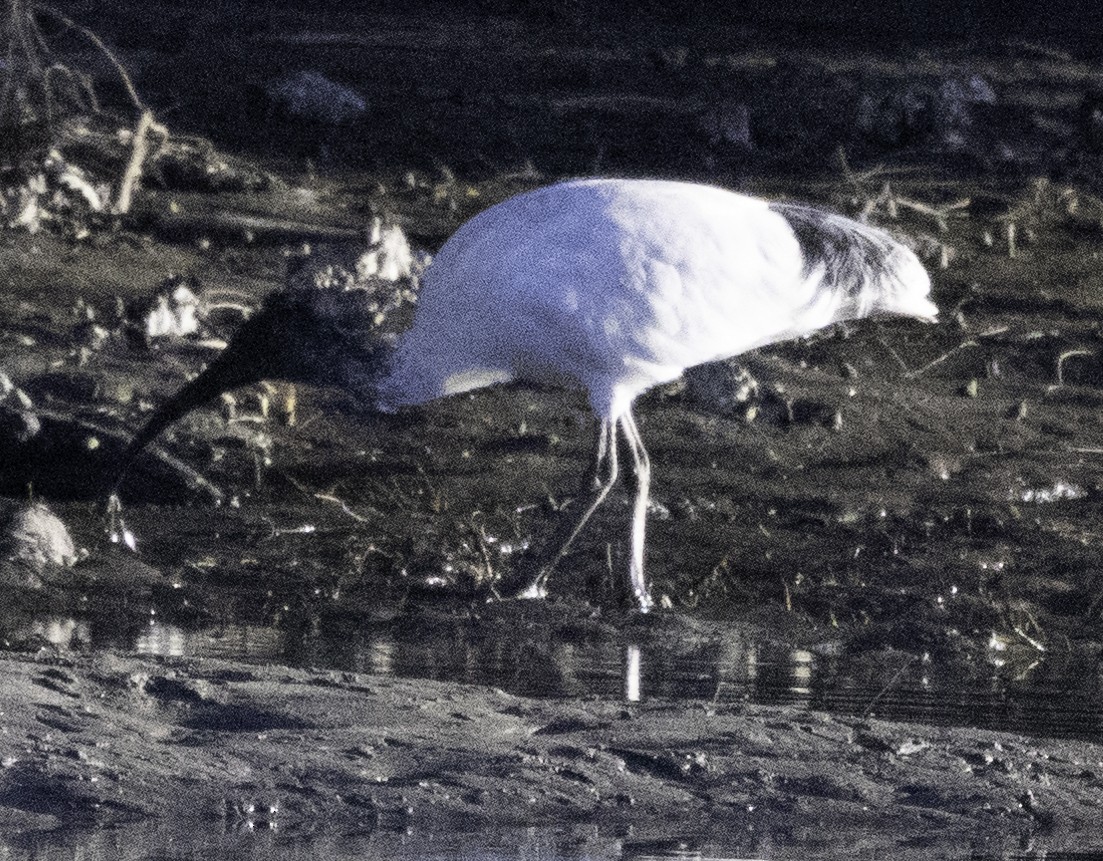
top-left (0, 825), bottom-right (815, 861)
top-left (7, 814), bottom-right (1103, 861)
top-left (21, 607), bottom-right (1103, 742)
top-left (0, 825), bottom-right (706, 861)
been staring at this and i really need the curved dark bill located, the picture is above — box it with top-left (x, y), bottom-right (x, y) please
top-left (107, 310), bottom-right (280, 495)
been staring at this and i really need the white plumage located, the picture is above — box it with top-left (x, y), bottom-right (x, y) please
top-left (114, 178), bottom-right (937, 613)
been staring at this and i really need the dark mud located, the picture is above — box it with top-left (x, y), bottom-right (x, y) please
top-left (3, 4), bottom-right (1103, 857)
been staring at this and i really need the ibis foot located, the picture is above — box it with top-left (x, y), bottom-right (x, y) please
top-left (495, 560), bottom-right (654, 614)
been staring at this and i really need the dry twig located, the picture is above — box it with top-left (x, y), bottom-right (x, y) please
top-left (1055, 348), bottom-right (1095, 387)
top-left (35, 4), bottom-right (146, 113)
top-left (113, 109), bottom-right (168, 214)
top-left (905, 339), bottom-right (979, 379)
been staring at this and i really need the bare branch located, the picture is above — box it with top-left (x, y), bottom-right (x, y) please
top-left (34, 4), bottom-right (146, 113)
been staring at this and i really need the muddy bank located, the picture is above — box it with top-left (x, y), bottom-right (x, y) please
top-left (1, 645), bottom-right (1102, 857)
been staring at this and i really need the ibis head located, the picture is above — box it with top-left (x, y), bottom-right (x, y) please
top-left (111, 289), bottom-right (385, 492)
top-left (215, 289), bottom-right (387, 398)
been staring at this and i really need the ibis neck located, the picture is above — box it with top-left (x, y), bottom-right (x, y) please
top-left (329, 338), bottom-right (394, 413)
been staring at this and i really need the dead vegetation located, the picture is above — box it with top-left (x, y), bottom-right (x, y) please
top-left (0, 2), bottom-right (275, 238)
top-left (1, 0), bottom-right (158, 227)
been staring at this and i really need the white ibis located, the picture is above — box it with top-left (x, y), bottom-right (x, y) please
top-left (112, 178), bottom-right (937, 612)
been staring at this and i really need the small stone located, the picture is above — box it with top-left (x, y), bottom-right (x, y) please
top-left (1, 502), bottom-right (78, 582)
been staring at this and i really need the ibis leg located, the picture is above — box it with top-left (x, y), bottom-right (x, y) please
top-left (620, 410), bottom-right (654, 612)
top-left (510, 417), bottom-right (619, 600)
